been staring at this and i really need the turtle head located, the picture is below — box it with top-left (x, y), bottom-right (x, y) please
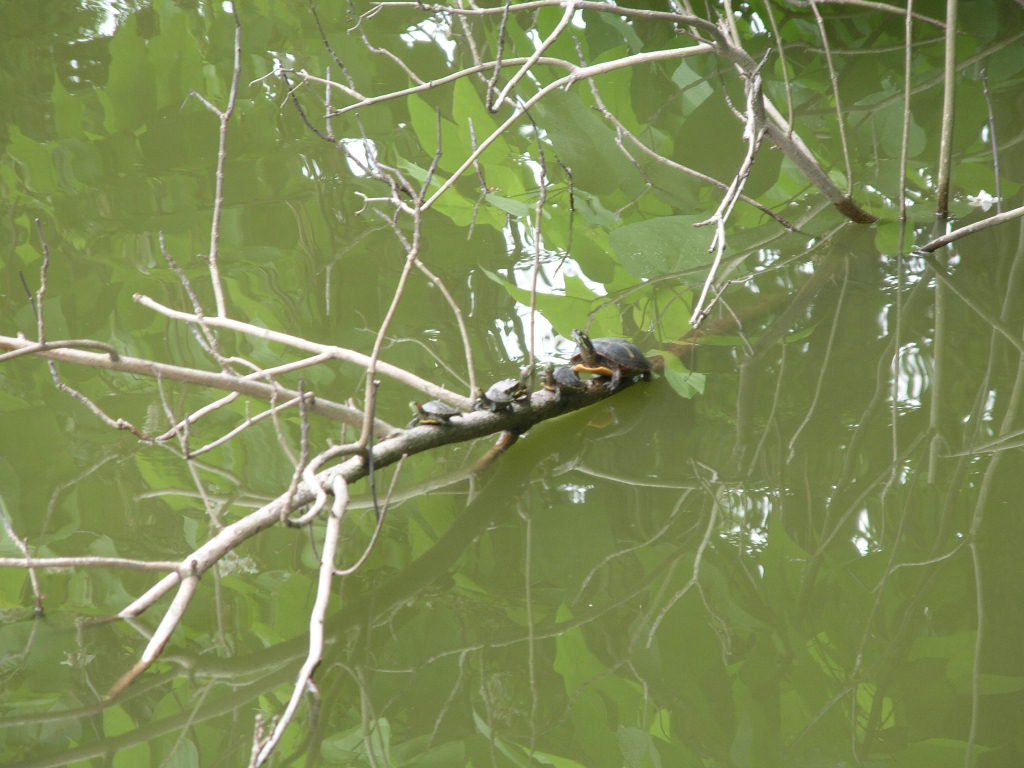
top-left (572, 328), bottom-right (594, 353)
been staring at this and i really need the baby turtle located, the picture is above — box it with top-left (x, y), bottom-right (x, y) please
top-left (408, 400), bottom-right (461, 427)
top-left (542, 364), bottom-right (587, 397)
top-left (475, 376), bottom-right (530, 412)
top-left (571, 329), bottom-right (653, 391)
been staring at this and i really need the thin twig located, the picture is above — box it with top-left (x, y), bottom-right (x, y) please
top-left (646, 469), bottom-right (720, 646)
top-left (131, 296), bottom-right (471, 409)
top-left (372, 210), bottom-right (478, 396)
top-left (809, 0), bottom-right (853, 194)
top-left (281, 380), bottom-right (311, 524)
top-left (47, 361), bottom-right (151, 440)
top-left (762, 0), bottom-right (794, 136)
top-left (979, 68), bottom-right (1002, 214)
top-left (0, 334), bottom-right (388, 434)
top-left (786, 258), bottom-right (850, 462)
top-left (530, 146), bottom-right (548, 372)
top-left (358, 119), bottom-right (438, 448)
top-left (0, 556), bottom-right (183, 572)
top-left (33, 219), bottom-right (49, 343)
top-left (916, 204), bottom-right (1024, 253)
top-left (158, 233), bottom-right (225, 363)
top-left (690, 57), bottom-right (768, 325)
top-left (188, 393), bottom-right (312, 459)
top-left (492, 0), bottom-right (576, 110)
top-left (0, 501), bottom-right (43, 615)
top-left (586, 75), bottom-right (793, 230)
top-left (330, 2), bottom-right (878, 221)
top-left (335, 456), bottom-right (406, 575)
top-left (423, 46), bottom-right (713, 212)
top-left (966, 539), bottom-right (984, 768)
top-left (485, 0), bottom-right (513, 110)
top-left (154, 353), bottom-right (332, 442)
top-left (202, 10), bottom-right (241, 316)
top-left (0, 339), bottom-right (120, 363)
top-left (935, 0), bottom-right (959, 217)
top-left (890, 0), bottom-right (913, 497)
top-left (921, 257), bottom-right (1024, 354)
top-left (899, 0), bottom-right (914, 224)
top-left (792, 0), bottom-right (945, 28)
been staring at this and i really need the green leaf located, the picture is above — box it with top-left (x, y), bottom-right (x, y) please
top-left (671, 61), bottom-right (713, 113)
top-left (532, 750), bottom-right (590, 768)
top-left (656, 351), bottom-right (705, 398)
top-left (407, 94), bottom-right (458, 173)
top-left (554, 604), bottom-right (609, 690)
top-left (894, 738), bottom-right (991, 768)
top-left (619, 726), bottom-right (663, 768)
top-left (875, 101), bottom-right (926, 160)
top-left (485, 192), bottom-right (532, 218)
top-left (7, 127), bottom-right (58, 195)
top-left (573, 190), bottom-right (619, 230)
top-left (162, 739), bottom-right (200, 768)
top-left (610, 216), bottom-right (715, 279)
top-left (482, 268), bottom-right (595, 336)
top-left (452, 76), bottom-right (503, 150)
top-left (472, 711), bottom-right (535, 767)
top-left (536, 89), bottom-right (645, 197)
top-left (321, 719), bottom-right (391, 764)
top-left (585, 16), bottom-right (643, 57)
top-left (399, 159), bottom-right (505, 229)
top-left (393, 740), bottom-right (466, 767)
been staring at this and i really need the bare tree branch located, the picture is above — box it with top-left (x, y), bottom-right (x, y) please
top-left (917, 204), bottom-right (1024, 253)
top-left (809, 0), bottom-right (853, 194)
top-left (252, 476), bottom-right (349, 766)
top-left (0, 557), bottom-right (182, 572)
top-left (0, 501), bottom-right (43, 616)
top-left (132, 295), bottom-right (472, 409)
top-left (935, 0), bottom-right (959, 217)
top-left (192, 10), bottom-right (241, 316)
top-left (0, 334), bottom-right (388, 435)
top-left (691, 58), bottom-right (769, 325)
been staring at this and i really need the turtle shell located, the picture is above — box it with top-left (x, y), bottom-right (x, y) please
top-left (409, 400), bottom-right (460, 426)
top-left (543, 365), bottom-right (587, 393)
top-left (421, 400), bottom-right (460, 418)
top-left (476, 377), bottom-right (530, 412)
top-left (485, 377), bottom-right (525, 403)
top-left (571, 330), bottom-right (652, 377)
top-left (589, 338), bottom-right (652, 375)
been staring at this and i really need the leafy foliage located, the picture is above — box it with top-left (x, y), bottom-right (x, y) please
top-left (1, 1), bottom-right (1024, 767)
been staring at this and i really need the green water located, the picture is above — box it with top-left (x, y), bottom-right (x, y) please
top-left (1, 2), bottom-right (1023, 766)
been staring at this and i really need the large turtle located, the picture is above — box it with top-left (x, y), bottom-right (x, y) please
top-left (571, 329), bottom-right (653, 391)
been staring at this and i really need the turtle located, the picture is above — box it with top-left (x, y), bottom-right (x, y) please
top-left (542, 364), bottom-right (588, 397)
top-left (570, 329), bottom-right (653, 391)
top-left (475, 376), bottom-right (530, 412)
top-left (408, 400), bottom-right (461, 427)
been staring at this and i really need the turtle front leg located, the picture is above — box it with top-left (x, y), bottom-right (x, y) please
top-left (608, 369), bottom-right (622, 391)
